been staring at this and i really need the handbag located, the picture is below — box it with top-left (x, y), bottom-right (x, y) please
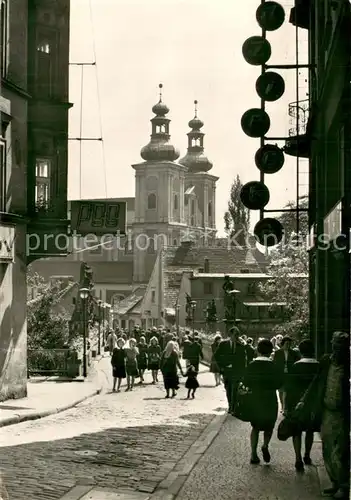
top-left (277, 373), bottom-right (323, 441)
top-left (233, 383), bottom-right (253, 422)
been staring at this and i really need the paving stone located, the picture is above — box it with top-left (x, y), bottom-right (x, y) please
top-left (0, 364), bottom-right (226, 500)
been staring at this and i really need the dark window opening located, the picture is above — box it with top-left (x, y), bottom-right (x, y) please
top-left (208, 201), bottom-right (212, 217)
top-left (174, 194), bottom-right (178, 210)
top-left (151, 290), bottom-right (156, 303)
top-left (203, 282), bottom-right (213, 295)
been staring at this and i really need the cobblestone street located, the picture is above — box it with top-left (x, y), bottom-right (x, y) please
top-left (0, 361), bottom-right (226, 500)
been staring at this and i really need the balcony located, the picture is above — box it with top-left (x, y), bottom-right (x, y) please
top-left (284, 99), bottom-right (310, 158)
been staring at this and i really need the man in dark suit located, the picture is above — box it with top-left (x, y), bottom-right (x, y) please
top-left (214, 326), bottom-right (247, 414)
top-left (187, 337), bottom-right (203, 372)
top-left (272, 335), bottom-right (300, 412)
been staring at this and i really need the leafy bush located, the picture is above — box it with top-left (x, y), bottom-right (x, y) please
top-left (27, 270), bottom-right (71, 350)
top-left (259, 246), bottom-right (309, 340)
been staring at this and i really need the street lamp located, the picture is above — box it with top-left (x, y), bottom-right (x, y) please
top-left (176, 303), bottom-right (180, 337)
top-left (97, 299), bottom-right (102, 355)
top-left (105, 303), bottom-right (111, 331)
top-left (79, 287), bottom-right (89, 378)
top-left (190, 300), bottom-right (196, 335)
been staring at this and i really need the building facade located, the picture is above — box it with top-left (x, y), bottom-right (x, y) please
top-left (0, 0), bottom-right (71, 401)
top-left (290, 0), bottom-right (350, 356)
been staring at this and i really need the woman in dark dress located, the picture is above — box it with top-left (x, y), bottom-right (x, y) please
top-left (285, 339), bottom-right (319, 471)
top-left (137, 335), bottom-right (148, 383)
top-left (160, 341), bottom-right (184, 398)
top-left (210, 333), bottom-right (222, 386)
top-left (243, 338), bottom-right (283, 465)
top-left (148, 336), bottom-right (161, 384)
top-left (111, 338), bottom-right (126, 392)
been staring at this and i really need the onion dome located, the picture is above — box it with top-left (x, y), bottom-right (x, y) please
top-left (140, 84), bottom-right (180, 162)
top-left (179, 100), bottom-right (212, 173)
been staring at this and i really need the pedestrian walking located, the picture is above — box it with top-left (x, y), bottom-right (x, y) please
top-left (160, 341), bottom-right (184, 398)
top-left (111, 338), bottom-right (126, 392)
top-left (185, 365), bottom-right (199, 399)
top-left (272, 336), bottom-right (300, 413)
top-left (214, 326), bottom-right (247, 415)
top-left (242, 338), bottom-right (282, 465)
top-left (210, 333), bottom-right (222, 386)
top-left (187, 336), bottom-right (203, 373)
top-left (182, 334), bottom-right (192, 368)
top-left (124, 338), bottom-right (139, 391)
top-left (297, 331), bottom-right (349, 499)
top-left (148, 336), bottom-right (161, 384)
top-left (137, 336), bottom-right (148, 383)
top-left (106, 330), bottom-right (118, 355)
top-left (285, 339), bottom-right (319, 472)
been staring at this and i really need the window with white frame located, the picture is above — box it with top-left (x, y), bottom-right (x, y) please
top-left (0, 135), bottom-right (6, 212)
top-left (1, 0), bottom-right (8, 78)
top-left (35, 158), bottom-right (51, 208)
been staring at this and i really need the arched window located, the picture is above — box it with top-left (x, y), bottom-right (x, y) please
top-left (148, 193), bottom-right (157, 209)
top-left (174, 194), bottom-right (178, 210)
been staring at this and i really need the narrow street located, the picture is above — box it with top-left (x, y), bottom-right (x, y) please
top-left (0, 361), bottom-right (227, 500)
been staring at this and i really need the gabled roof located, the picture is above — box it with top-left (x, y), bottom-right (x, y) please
top-left (163, 244), bottom-right (267, 273)
top-left (115, 287), bottom-right (146, 315)
top-left (162, 243), bottom-right (269, 309)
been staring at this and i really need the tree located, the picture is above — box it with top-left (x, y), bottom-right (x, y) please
top-left (224, 174), bottom-right (250, 246)
top-left (27, 270), bottom-right (70, 350)
top-left (259, 245), bottom-right (309, 340)
top-left (278, 195), bottom-right (309, 240)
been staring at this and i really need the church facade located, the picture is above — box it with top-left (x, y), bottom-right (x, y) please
top-left (132, 85), bottom-right (218, 283)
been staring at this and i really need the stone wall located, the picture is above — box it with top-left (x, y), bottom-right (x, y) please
top-left (0, 227), bottom-right (28, 401)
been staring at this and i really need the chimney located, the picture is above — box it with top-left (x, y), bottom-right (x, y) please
top-left (204, 258), bottom-right (210, 273)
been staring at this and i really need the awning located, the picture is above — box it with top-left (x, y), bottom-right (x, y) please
top-left (243, 302), bottom-right (286, 307)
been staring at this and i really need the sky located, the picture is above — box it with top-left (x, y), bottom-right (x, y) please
top-left (68, 0), bottom-right (309, 236)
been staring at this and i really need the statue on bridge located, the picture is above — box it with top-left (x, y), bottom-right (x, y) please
top-left (206, 299), bottom-right (218, 326)
top-left (222, 275), bottom-right (237, 322)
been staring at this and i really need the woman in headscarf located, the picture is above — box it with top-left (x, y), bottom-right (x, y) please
top-left (160, 341), bottom-right (184, 398)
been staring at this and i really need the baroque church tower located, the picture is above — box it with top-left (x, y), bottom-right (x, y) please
top-left (179, 100), bottom-right (218, 243)
top-left (132, 84), bottom-right (188, 283)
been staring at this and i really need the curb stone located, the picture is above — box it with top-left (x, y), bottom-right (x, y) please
top-left (0, 387), bottom-right (102, 429)
top-left (149, 412), bottom-right (227, 500)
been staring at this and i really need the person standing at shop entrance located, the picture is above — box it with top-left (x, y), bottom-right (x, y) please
top-left (214, 326), bottom-right (247, 414)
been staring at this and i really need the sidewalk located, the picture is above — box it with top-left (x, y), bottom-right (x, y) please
top-left (173, 415), bottom-right (327, 500)
top-left (0, 355), bottom-right (111, 428)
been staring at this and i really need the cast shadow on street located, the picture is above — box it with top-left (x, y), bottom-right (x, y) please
top-left (0, 412), bottom-right (212, 500)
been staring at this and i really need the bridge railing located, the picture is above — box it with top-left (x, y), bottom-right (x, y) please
top-left (27, 348), bottom-right (79, 377)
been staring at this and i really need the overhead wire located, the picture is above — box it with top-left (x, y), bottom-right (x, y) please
top-left (89, 0), bottom-right (108, 199)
